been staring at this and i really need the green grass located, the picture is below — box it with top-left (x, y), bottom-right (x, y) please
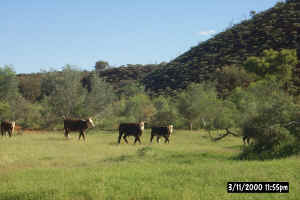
top-left (0, 129), bottom-right (299, 200)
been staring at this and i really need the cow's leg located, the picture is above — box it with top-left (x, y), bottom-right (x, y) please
top-left (8, 129), bottom-right (12, 137)
top-left (1, 129), bottom-right (6, 137)
top-left (150, 134), bottom-right (154, 143)
top-left (134, 136), bottom-right (138, 144)
top-left (64, 129), bottom-right (69, 138)
top-left (82, 131), bottom-right (86, 141)
top-left (243, 136), bottom-right (247, 145)
top-left (123, 134), bottom-right (129, 144)
top-left (164, 136), bottom-right (169, 143)
top-left (134, 136), bottom-right (141, 144)
top-left (156, 136), bottom-right (160, 144)
top-left (118, 131), bottom-right (123, 144)
top-left (78, 130), bottom-right (86, 141)
top-left (78, 131), bottom-right (82, 140)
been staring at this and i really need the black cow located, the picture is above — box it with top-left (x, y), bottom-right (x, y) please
top-left (118, 122), bottom-right (144, 144)
top-left (1, 121), bottom-right (16, 137)
top-left (150, 125), bottom-right (173, 143)
top-left (63, 117), bottom-right (95, 141)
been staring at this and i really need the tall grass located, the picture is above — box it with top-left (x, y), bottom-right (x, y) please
top-left (0, 130), bottom-right (299, 200)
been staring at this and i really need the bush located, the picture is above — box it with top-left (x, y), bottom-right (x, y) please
top-left (231, 80), bottom-right (299, 159)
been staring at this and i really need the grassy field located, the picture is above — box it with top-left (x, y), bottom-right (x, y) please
top-left (0, 129), bottom-right (299, 200)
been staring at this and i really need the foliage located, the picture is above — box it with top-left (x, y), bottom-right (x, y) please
top-left (151, 95), bottom-right (179, 126)
top-left (99, 63), bottom-right (163, 94)
top-left (41, 65), bottom-right (87, 119)
top-left (176, 83), bottom-right (219, 130)
top-left (18, 73), bottom-right (42, 102)
top-left (0, 65), bottom-right (22, 121)
top-left (39, 66), bottom-right (115, 128)
top-left (95, 60), bottom-right (110, 72)
top-left (0, 102), bottom-right (11, 120)
top-left (0, 65), bottom-right (19, 102)
top-left (121, 94), bottom-right (156, 122)
top-left (117, 82), bottom-right (145, 98)
top-left (215, 65), bottom-right (257, 98)
top-left (15, 99), bottom-right (43, 129)
top-left (83, 72), bottom-right (115, 118)
top-left (244, 49), bottom-right (298, 89)
top-left (230, 80), bottom-right (299, 158)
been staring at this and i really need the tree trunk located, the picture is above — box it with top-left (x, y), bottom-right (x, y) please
top-left (189, 122), bottom-right (193, 131)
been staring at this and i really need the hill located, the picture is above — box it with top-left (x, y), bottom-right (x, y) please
top-left (98, 64), bottom-right (164, 90)
top-left (142, 0), bottom-right (300, 92)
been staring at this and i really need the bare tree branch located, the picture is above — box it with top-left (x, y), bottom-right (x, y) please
top-left (209, 128), bottom-right (240, 141)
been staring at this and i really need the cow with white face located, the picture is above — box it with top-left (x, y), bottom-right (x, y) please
top-left (1, 121), bottom-right (16, 137)
top-left (118, 122), bottom-right (145, 144)
top-left (63, 117), bottom-right (95, 141)
top-left (150, 125), bottom-right (173, 144)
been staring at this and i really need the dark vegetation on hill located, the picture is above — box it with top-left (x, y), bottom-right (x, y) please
top-left (97, 64), bottom-right (164, 91)
top-left (142, 0), bottom-right (300, 93)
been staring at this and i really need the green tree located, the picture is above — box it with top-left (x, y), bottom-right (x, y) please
top-left (151, 96), bottom-right (178, 126)
top-left (118, 82), bottom-right (145, 98)
top-left (18, 75), bottom-right (42, 102)
top-left (41, 66), bottom-right (116, 128)
top-left (95, 60), bottom-right (109, 72)
top-left (176, 83), bottom-right (218, 130)
top-left (83, 72), bottom-right (115, 118)
top-left (244, 49), bottom-right (298, 88)
top-left (0, 102), bottom-right (11, 120)
top-left (0, 65), bottom-right (19, 102)
top-left (0, 65), bottom-right (20, 120)
top-left (120, 94), bottom-right (156, 122)
top-left (229, 80), bottom-right (298, 158)
top-left (215, 65), bottom-right (257, 98)
top-left (41, 65), bottom-right (87, 120)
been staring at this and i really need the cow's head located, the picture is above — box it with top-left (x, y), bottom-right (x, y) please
top-left (168, 125), bottom-right (173, 135)
top-left (139, 121), bottom-right (145, 131)
top-left (11, 121), bottom-right (16, 130)
top-left (87, 118), bottom-right (95, 128)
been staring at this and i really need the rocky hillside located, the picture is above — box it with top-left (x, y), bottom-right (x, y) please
top-left (142, 0), bottom-right (300, 92)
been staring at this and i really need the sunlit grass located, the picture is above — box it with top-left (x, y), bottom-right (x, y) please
top-left (0, 129), bottom-right (299, 199)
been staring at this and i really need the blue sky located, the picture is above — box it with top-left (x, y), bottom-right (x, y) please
top-left (1, 0), bottom-right (280, 74)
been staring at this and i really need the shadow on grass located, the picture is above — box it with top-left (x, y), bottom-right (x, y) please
top-left (34, 137), bottom-right (69, 141)
top-left (0, 190), bottom-right (57, 200)
top-left (155, 151), bottom-right (234, 165)
top-left (223, 145), bottom-right (243, 150)
top-left (103, 154), bottom-right (134, 163)
top-left (137, 146), bottom-right (153, 157)
top-left (108, 141), bottom-right (119, 146)
top-left (71, 191), bottom-right (93, 200)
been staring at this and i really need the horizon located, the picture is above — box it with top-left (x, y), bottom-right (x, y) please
top-left (1, 0), bottom-right (280, 74)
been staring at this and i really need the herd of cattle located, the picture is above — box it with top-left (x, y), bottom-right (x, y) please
top-left (1, 118), bottom-right (174, 144)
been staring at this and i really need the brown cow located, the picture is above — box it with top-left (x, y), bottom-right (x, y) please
top-left (118, 122), bottom-right (144, 144)
top-left (150, 125), bottom-right (173, 143)
top-left (1, 121), bottom-right (16, 137)
top-left (63, 117), bottom-right (95, 141)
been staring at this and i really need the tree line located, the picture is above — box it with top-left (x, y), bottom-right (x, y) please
top-left (1, 49), bottom-right (300, 159)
